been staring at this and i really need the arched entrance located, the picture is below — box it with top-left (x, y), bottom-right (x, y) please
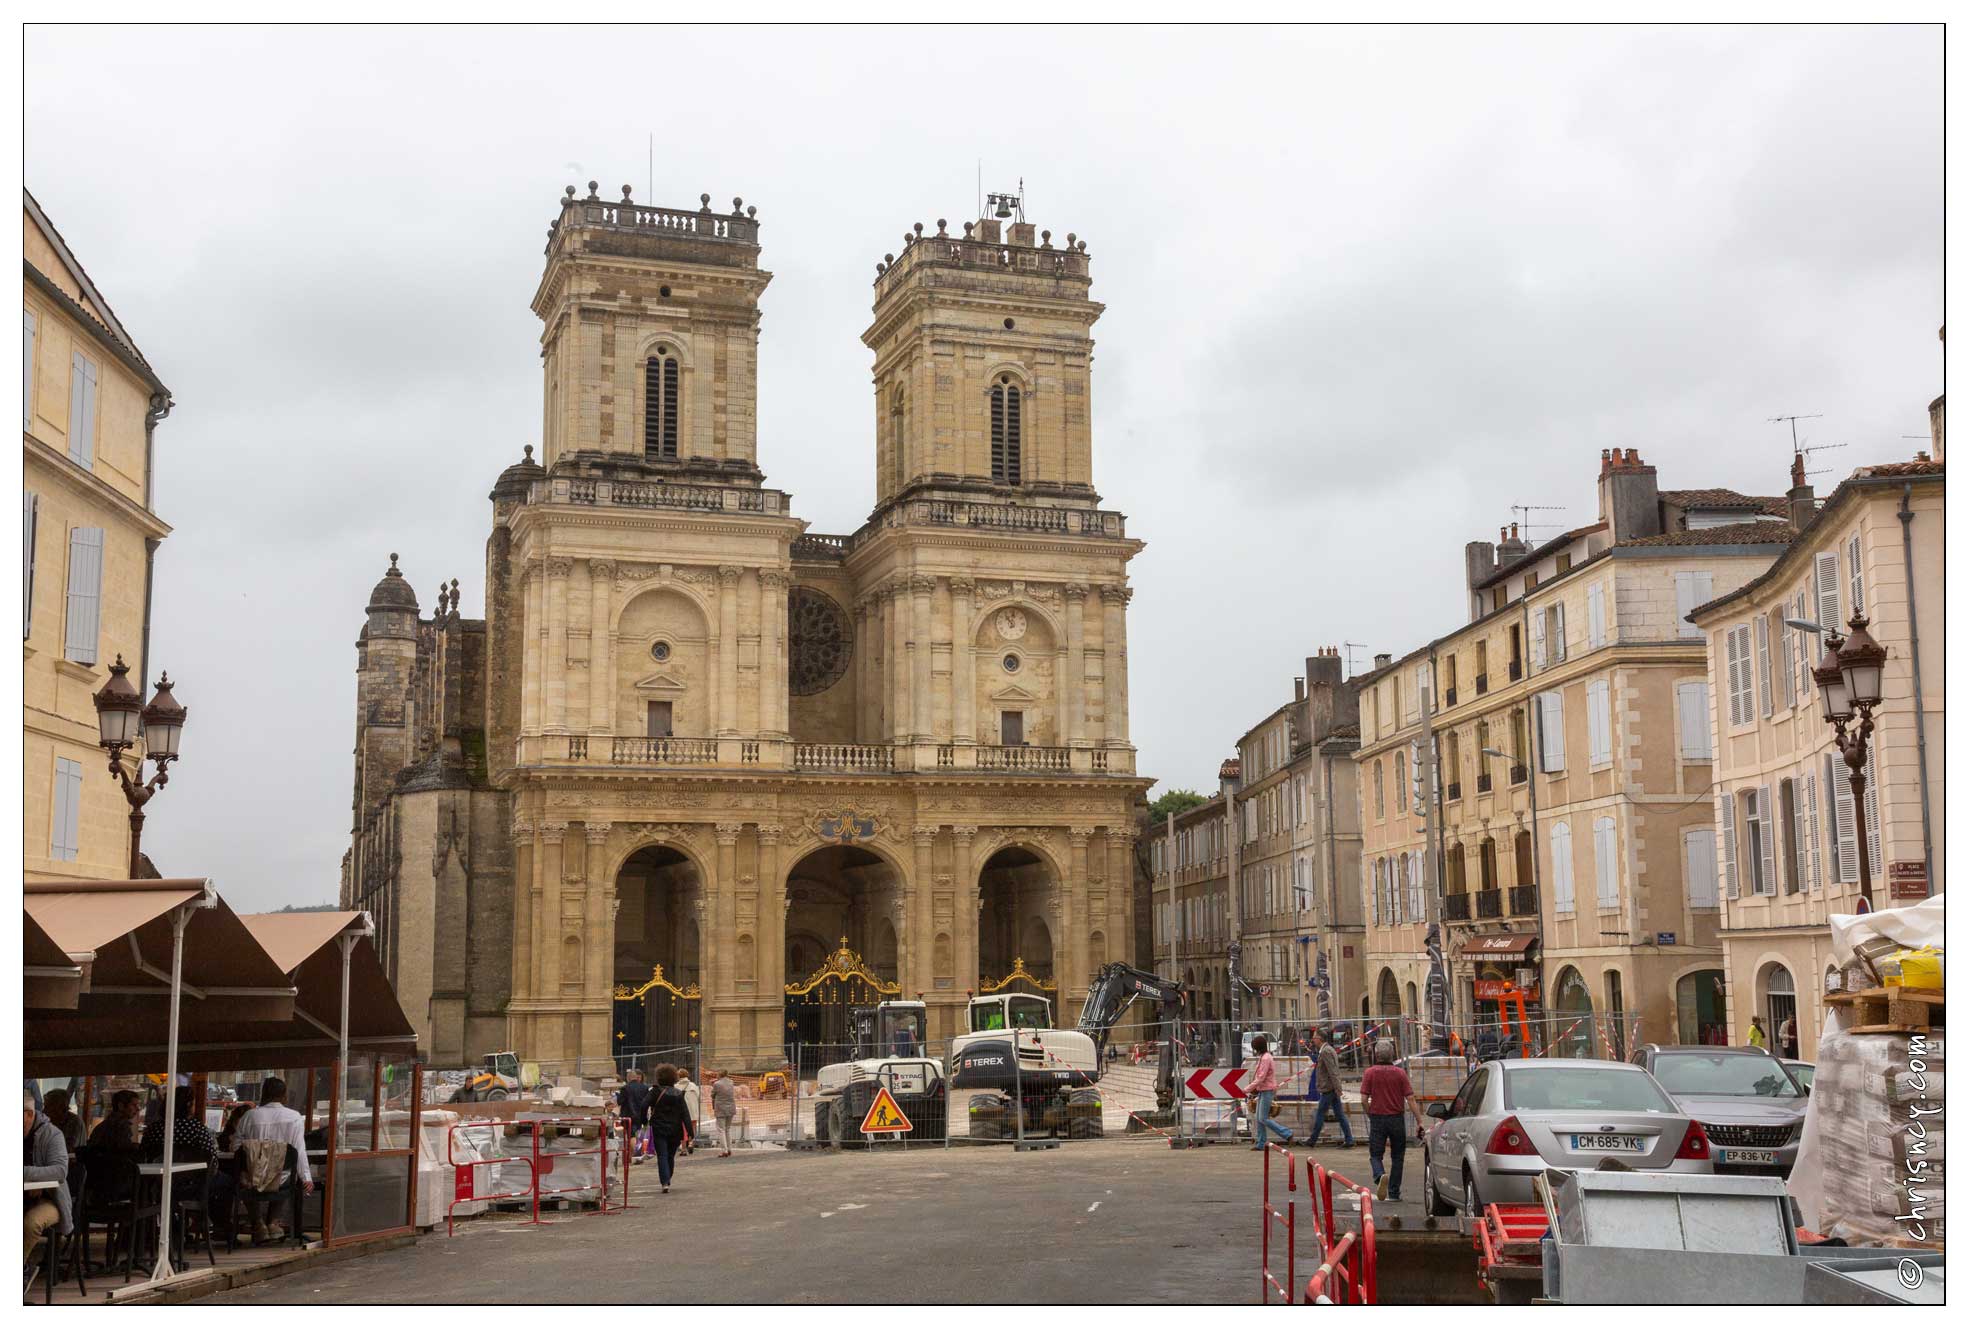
top-left (1760, 963), bottom-right (1797, 1050)
top-left (978, 846), bottom-right (1062, 1005)
top-left (1676, 968), bottom-right (1727, 1045)
top-left (1376, 969), bottom-right (1401, 1019)
top-left (611, 844), bottom-right (703, 1061)
top-left (1553, 966), bottom-right (1593, 1058)
top-left (782, 844), bottom-right (907, 1060)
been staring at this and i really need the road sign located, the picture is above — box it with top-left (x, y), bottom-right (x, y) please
top-left (1889, 861), bottom-right (1928, 900)
top-left (859, 1086), bottom-right (913, 1134)
top-left (1183, 1067), bottom-right (1246, 1100)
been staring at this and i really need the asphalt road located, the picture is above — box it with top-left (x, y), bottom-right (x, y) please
top-left (208, 1139), bottom-right (1295, 1304)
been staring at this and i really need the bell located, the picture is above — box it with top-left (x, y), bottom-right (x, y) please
top-left (994, 196), bottom-right (1014, 220)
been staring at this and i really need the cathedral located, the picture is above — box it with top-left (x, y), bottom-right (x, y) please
top-left (343, 181), bottom-right (1148, 1070)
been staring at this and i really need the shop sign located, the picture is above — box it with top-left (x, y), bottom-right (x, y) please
top-left (1656, 932), bottom-right (1677, 946)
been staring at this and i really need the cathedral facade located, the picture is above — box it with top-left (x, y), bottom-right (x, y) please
top-left (344, 183), bottom-right (1148, 1069)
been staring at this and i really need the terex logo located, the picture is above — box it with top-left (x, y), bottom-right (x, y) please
top-left (966, 1054), bottom-right (1007, 1067)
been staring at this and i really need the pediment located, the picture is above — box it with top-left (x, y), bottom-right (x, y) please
top-left (989, 683), bottom-right (1041, 703)
top-left (632, 672), bottom-right (689, 694)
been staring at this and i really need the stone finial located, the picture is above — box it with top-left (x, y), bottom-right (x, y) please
top-left (963, 221), bottom-right (974, 237)
top-left (586, 181), bottom-right (600, 199)
top-left (389, 552), bottom-right (400, 571)
top-left (884, 253), bottom-right (894, 264)
top-left (876, 262), bottom-right (886, 275)
top-left (700, 193), bottom-right (712, 211)
top-left (732, 196), bottom-right (744, 214)
top-left (913, 222), bottom-right (923, 237)
top-left (523, 444), bottom-right (534, 461)
top-left (936, 218), bottom-right (948, 235)
top-left (1041, 230), bottom-right (1052, 247)
top-left (746, 205), bottom-right (756, 218)
top-left (565, 185), bottom-right (576, 199)
top-left (621, 184), bottom-right (634, 200)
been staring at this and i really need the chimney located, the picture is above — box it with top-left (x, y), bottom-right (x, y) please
top-left (1496, 522), bottom-right (1527, 563)
top-left (1787, 451), bottom-right (1816, 530)
top-left (1294, 677), bottom-right (1306, 702)
top-left (1306, 650), bottom-right (1344, 689)
top-left (1373, 652), bottom-right (1392, 670)
top-left (1464, 539), bottom-right (1497, 594)
top-left (1598, 448), bottom-right (1661, 541)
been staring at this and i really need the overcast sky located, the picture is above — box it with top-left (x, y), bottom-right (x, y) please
top-left (24, 24), bottom-right (1940, 910)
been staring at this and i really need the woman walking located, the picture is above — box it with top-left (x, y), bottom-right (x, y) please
top-left (648, 1064), bottom-right (691, 1194)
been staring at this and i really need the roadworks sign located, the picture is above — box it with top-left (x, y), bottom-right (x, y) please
top-left (859, 1086), bottom-right (913, 1134)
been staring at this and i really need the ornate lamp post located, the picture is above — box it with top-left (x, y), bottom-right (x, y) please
top-left (1807, 615), bottom-right (1887, 909)
top-left (90, 656), bottom-right (188, 879)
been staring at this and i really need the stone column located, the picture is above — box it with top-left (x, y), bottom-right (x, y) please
top-left (545, 559), bottom-right (571, 733)
top-left (760, 571), bottom-right (788, 738)
top-left (909, 826), bottom-right (937, 994)
top-left (708, 823), bottom-right (741, 1055)
top-left (588, 559), bottom-right (614, 734)
top-left (1107, 830), bottom-right (1135, 967)
top-left (511, 818), bottom-right (536, 1014)
top-left (951, 826), bottom-right (979, 1000)
top-left (1102, 586), bottom-right (1131, 746)
top-left (1064, 584), bottom-right (1088, 746)
top-left (911, 575), bottom-right (936, 742)
top-left (1068, 828), bottom-right (1094, 996)
top-left (951, 577), bottom-right (976, 744)
top-left (522, 565), bottom-right (543, 735)
top-left (539, 823), bottom-right (567, 994)
top-left (584, 822), bottom-right (614, 1005)
top-left (757, 824), bottom-right (785, 1008)
top-left (853, 597), bottom-right (874, 742)
top-left (717, 566), bottom-right (741, 735)
top-left (889, 582), bottom-right (910, 744)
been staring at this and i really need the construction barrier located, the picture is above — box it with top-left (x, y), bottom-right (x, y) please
top-left (446, 1122), bottom-right (537, 1237)
top-left (1259, 1142), bottom-right (1299, 1303)
top-left (443, 1114), bottom-right (631, 1236)
top-left (1303, 1163), bottom-right (1377, 1305)
top-left (526, 1114), bottom-right (632, 1219)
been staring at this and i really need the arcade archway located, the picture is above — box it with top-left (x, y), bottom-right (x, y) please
top-left (782, 844), bottom-right (907, 1059)
top-left (977, 845), bottom-right (1062, 1008)
top-left (611, 844), bottom-right (703, 1060)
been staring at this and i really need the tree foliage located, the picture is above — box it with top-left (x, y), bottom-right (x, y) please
top-left (1148, 787), bottom-right (1210, 824)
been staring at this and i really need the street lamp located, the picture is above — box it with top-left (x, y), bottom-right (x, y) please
top-left (1794, 615), bottom-right (1887, 908)
top-left (90, 656), bottom-right (188, 879)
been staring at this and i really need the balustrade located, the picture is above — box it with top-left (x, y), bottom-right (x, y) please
top-left (610, 736), bottom-right (719, 765)
top-left (1508, 885), bottom-right (1539, 917)
top-left (793, 743), bottom-right (896, 772)
top-left (1444, 893), bottom-right (1472, 922)
top-left (1476, 888), bottom-right (1504, 919)
top-left (974, 744), bottom-right (1072, 773)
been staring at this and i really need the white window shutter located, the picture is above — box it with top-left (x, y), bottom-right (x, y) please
top-left (68, 352), bottom-right (97, 468)
top-left (23, 491), bottom-right (36, 640)
top-left (1552, 603), bottom-right (1567, 661)
top-left (1586, 583), bottom-right (1605, 648)
top-left (1777, 616), bottom-right (1796, 709)
top-left (1685, 828), bottom-right (1718, 909)
top-left (1795, 591), bottom-right (1813, 698)
top-left (1723, 628), bottom-right (1744, 726)
top-left (1531, 608), bottom-right (1546, 668)
top-left (1815, 551), bottom-right (1841, 636)
top-left (1411, 852), bottom-right (1424, 919)
top-left (1539, 691), bottom-right (1565, 772)
top-left (1722, 789), bottom-right (1741, 899)
top-left (51, 757), bottom-right (82, 861)
top-left (1829, 753), bottom-right (1858, 882)
top-left (1755, 616), bottom-right (1773, 718)
top-left (1804, 773), bottom-right (1821, 891)
top-left (1732, 625), bottom-right (1755, 725)
top-left (1757, 785), bottom-right (1778, 895)
top-left (23, 309), bottom-right (35, 428)
top-left (1551, 822), bottom-right (1574, 913)
top-left (1595, 817), bottom-right (1618, 907)
top-left (1790, 783), bottom-right (1810, 894)
top-left (64, 527), bottom-right (104, 665)
top-left (1676, 571), bottom-right (1713, 638)
top-left (1677, 680), bottom-right (1713, 759)
top-left (1588, 681), bottom-right (1611, 765)
top-left (1864, 747), bottom-right (1881, 877)
top-left (1848, 534), bottom-right (1865, 615)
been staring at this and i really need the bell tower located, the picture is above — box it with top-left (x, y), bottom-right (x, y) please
top-left (863, 191), bottom-right (1102, 507)
top-left (534, 182), bottom-right (772, 478)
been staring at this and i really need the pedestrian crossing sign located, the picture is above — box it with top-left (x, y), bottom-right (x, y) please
top-left (859, 1086), bottom-right (913, 1134)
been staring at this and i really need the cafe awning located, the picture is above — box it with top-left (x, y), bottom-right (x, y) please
top-left (1460, 932), bottom-right (1540, 959)
top-left (238, 910), bottom-right (417, 1057)
top-left (23, 909), bottom-right (85, 1010)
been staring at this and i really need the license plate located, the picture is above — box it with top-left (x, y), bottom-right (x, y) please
top-left (1570, 1134), bottom-right (1645, 1152)
top-left (1720, 1148), bottom-right (1778, 1165)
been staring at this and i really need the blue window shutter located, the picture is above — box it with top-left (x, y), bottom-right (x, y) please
top-left (64, 526), bottom-right (104, 665)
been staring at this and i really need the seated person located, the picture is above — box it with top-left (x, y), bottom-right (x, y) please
top-left (141, 1093), bottom-right (218, 1200)
top-left (234, 1078), bottom-right (312, 1244)
top-left (41, 1089), bottom-right (82, 1156)
top-left (87, 1090), bottom-right (143, 1155)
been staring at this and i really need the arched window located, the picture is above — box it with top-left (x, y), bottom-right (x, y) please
top-left (644, 347), bottom-right (680, 459)
top-left (989, 375), bottom-right (1022, 483)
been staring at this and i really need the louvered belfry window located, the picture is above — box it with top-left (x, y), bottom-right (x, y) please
top-left (990, 375), bottom-right (1022, 484)
top-left (644, 350), bottom-right (680, 459)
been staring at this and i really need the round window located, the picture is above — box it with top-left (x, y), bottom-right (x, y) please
top-left (1003, 317), bottom-right (1016, 330)
top-left (1002, 652), bottom-right (1021, 674)
top-left (650, 640), bottom-right (672, 663)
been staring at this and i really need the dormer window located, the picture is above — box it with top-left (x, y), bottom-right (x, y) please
top-left (644, 348), bottom-right (679, 460)
top-left (990, 376), bottom-right (1022, 484)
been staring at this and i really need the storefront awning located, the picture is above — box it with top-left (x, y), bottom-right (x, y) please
top-left (238, 910), bottom-right (418, 1055)
top-left (1460, 932), bottom-right (1540, 958)
top-left (24, 909), bottom-right (85, 1010)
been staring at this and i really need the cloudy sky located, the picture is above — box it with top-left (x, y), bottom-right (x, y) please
top-left (24, 24), bottom-right (1940, 910)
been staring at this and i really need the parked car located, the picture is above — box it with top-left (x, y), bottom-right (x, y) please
top-left (1782, 1059), bottom-right (1816, 1092)
top-left (1421, 1058), bottom-right (1713, 1217)
top-left (1631, 1044), bottom-right (1806, 1176)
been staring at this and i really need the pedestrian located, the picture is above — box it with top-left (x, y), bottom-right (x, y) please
top-left (1245, 1034), bottom-right (1296, 1152)
top-left (677, 1068), bottom-right (703, 1156)
top-left (647, 1064), bottom-right (691, 1194)
top-left (618, 1069), bottom-right (652, 1162)
top-left (711, 1069), bottom-right (738, 1157)
top-left (1747, 1016), bottom-right (1768, 1050)
top-left (1360, 1040), bottom-right (1424, 1203)
top-left (1305, 1031), bottom-right (1355, 1149)
top-left (25, 1089), bottom-right (72, 1269)
top-left (1779, 1016), bottom-right (1799, 1061)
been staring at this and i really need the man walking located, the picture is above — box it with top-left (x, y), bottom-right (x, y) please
top-left (1305, 1031), bottom-right (1355, 1149)
top-left (1246, 1034), bottom-right (1295, 1152)
top-left (711, 1070), bottom-right (738, 1157)
top-left (1360, 1040), bottom-right (1424, 1202)
top-left (618, 1069), bottom-right (651, 1162)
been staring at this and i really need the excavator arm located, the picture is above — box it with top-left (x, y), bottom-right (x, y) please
top-left (1078, 962), bottom-right (1186, 1114)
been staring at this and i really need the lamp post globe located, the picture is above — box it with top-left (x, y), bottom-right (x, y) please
top-left (1813, 645), bottom-right (1852, 727)
top-left (140, 672), bottom-right (188, 760)
top-left (93, 655), bottom-right (144, 749)
top-left (1836, 617), bottom-right (1887, 711)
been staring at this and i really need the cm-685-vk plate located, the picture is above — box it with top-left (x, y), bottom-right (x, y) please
top-left (1569, 1134), bottom-right (1645, 1152)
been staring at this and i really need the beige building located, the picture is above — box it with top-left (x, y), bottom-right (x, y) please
top-left (346, 185), bottom-right (1149, 1067)
top-left (1358, 450), bottom-right (1797, 1054)
top-left (1689, 438), bottom-right (1943, 1058)
top-left (23, 189), bottom-right (174, 881)
top-left (1148, 772), bottom-right (1235, 1022)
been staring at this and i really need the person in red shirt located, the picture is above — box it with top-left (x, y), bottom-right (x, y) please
top-left (1358, 1040), bottom-right (1425, 1201)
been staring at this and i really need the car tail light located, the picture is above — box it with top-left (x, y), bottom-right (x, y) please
top-left (1485, 1115), bottom-right (1537, 1156)
top-left (1676, 1121), bottom-right (1711, 1160)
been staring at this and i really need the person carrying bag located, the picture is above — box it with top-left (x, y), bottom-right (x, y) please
top-left (646, 1065), bottom-right (691, 1194)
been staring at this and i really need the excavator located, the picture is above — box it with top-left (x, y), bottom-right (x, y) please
top-left (950, 962), bottom-right (1186, 1141)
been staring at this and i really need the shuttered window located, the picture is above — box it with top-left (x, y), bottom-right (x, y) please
top-left (23, 308), bottom-right (36, 427)
top-left (1408, 851), bottom-right (1424, 920)
top-left (1675, 570), bottom-right (1713, 638)
top-left (1720, 788), bottom-right (1739, 899)
top-left (989, 376), bottom-right (1023, 484)
top-left (1586, 582), bottom-right (1606, 648)
top-left (1725, 624), bottom-right (1754, 726)
top-left (1551, 821), bottom-right (1575, 913)
top-left (50, 757), bottom-right (83, 861)
top-left (1752, 785), bottom-right (1777, 896)
top-left (1785, 778), bottom-right (1808, 895)
top-left (1537, 690), bottom-right (1565, 772)
top-left (1594, 816), bottom-right (1618, 908)
top-left (68, 351), bottom-right (98, 468)
top-left (1676, 680), bottom-right (1713, 758)
top-left (1803, 773), bottom-right (1822, 891)
top-left (1828, 753), bottom-right (1858, 882)
top-left (1755, 616), bottom-right (1773, 718)
top-left (1684, 827), bottom-right (1718, 909)
top-left (1587, 680), bottom-right (1611, 765)
top-left (643, 351), bottom-right (680, 459)
top-left (23, 491), bottom-right (37, 640)
top-left (63, 526), bottom-right (104, 665)
top-left (1848, 534), bottom-right (1865, 616)
top-left (1814, 551), bottom-right (1841, 636)
top-left (1530, 607), bottom-right (1545, 669)
top-left (1793, 590), bottom-right (1814, 698)
top-left (1864, 747), bottom-right (1881, 877)
top-left (1776, 611), bottom-right (1796, 709)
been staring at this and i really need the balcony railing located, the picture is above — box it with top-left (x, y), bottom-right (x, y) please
top-left (1444, 893), bottom-right (1472, 921)
top-left (550, 475), bottom-right (789, 516)
top-left (1444, 687), bottom-right (1457, 708)
top-left (1510, 763), bottom-right (1528, 785)
top-left (1508, 660), bottom-right (1523, 682)
top-left (1445, 781), bottom-right (1462, 802)
top-left (1476, 888), bottom-right (1504, 919)
top-left (611, 736), bottom-right (720, 765)
top-left (848, 496), bottom-right (1128, 553)
top-left (1508, 885), bottom-right (1539, 916)
top-left (973, 744), bottom-right (1073, 773)
top-left (1476, 772), bottom-right (1493, 794)
top-left (792, 743), bottom-right (896, 772)
top-left (1475, 672), bottom-right (1489, 695)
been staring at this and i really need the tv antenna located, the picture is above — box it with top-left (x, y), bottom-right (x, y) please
top-left (1342, 642), bottom-right (1368, 678)
top-left (1510, 503), bottom-right (1568, 537)
top-left (1769, 413), bottom-right (1823, 453)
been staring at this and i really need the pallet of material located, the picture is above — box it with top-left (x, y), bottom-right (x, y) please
top-left (1825, 986), bottom-right (1944, 1034)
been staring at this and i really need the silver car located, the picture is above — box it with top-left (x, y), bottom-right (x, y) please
top-left (1632, 1045), bottom-right (1806, 1176)
top-left (1422, 1058), bottom-right (1715, 1216)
